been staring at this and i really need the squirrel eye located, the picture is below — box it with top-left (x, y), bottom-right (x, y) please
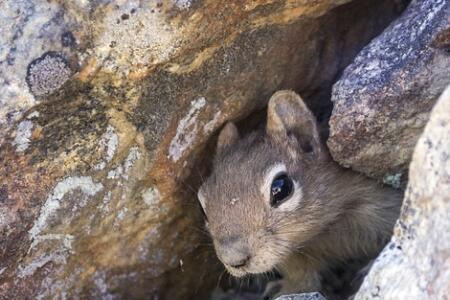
top-left (270, 173), bottom-right (294, 207)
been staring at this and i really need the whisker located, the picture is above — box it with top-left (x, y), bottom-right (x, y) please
top-left (217, 269), bottom-right (226, 288)
top-left (186, 224), bottom-right (210, 236)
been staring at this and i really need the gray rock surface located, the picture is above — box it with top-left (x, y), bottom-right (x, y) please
top-left (275, 292), bottom-right (326, 300)
top-left (328, 0), bottom-right (450, 185)
top-left (354, 85), bottom-right (450, 299)
top-left (0, 0), bottom-right (79, 145)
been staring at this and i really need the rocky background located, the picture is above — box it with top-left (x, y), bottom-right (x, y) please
top-left (328, 0), bottom-right (450, 188)
top-left (354, 77), bottom-right (450, 300)
top-left (1, 0), bottom-right (449, 299)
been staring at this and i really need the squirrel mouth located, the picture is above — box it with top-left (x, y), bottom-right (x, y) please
top-left (224, 261), bottom-right (272, 278)
top-left (224, 265), bottom-right (248, 277)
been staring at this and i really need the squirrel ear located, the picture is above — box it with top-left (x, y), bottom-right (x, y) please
top-left (266, 90), bottom-right (322, 156)
top-left (217, 122), bottom-right (239, 154)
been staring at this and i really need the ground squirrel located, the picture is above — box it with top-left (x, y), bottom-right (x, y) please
top-left (197, 91), bottom-right (402, 298)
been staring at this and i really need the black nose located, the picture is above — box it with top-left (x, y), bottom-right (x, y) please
top-left (229, 255), bottom-right (250, 268)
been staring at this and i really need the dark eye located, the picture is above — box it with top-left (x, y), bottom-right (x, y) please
top-left (270, 173), bottom-right (294, 207)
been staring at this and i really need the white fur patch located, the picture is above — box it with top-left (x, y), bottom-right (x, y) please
top-left (260, 163), bottom-right (303, 211)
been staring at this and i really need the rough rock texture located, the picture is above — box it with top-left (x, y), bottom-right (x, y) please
top-left (328, 0), bottom-right (450, 186)
top-left (354, 85), bottom-right (450, 299)
top-left (0, 0), bottom-right (407, 299)
top-left (276, 292), bottom-right (326, 300)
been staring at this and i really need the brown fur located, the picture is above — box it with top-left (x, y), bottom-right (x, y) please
top-left (198, 91), bottom-right (402, 296)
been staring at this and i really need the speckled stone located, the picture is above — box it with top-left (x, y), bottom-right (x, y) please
top-left (355, 85), bottom-right (450, 299)
top-left (328, 0), bottom-right (450, 186)
top-left (275, 292), bottom-right (327, 300)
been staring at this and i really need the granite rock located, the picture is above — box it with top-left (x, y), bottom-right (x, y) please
top-left (328, 0), bottom-right (450, 186)
top-left (355, 85), bottom-right (450, 299)
top-left (275, 292), bottom-right (327, 300)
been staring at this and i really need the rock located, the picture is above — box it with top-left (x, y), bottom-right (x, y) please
top-left (275, 292), bottom-right (327, 300)
top-left (354, 85), bottom-right (450, 299)
top-left (210, 287), bottom-right (262, 300)
top-left (328, 0), bottom-right (450, 185)
top-left (0, 0), bottom-right (407, 299)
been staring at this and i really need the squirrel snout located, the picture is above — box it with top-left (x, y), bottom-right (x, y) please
top-left (216, 239), bottom-right (251, 269)
top-left (227, 255), bottom-right (251, 269)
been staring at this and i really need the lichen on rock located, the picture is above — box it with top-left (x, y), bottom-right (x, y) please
top-left (29, 176), bottom-right (104, 241)
top-left (26, 52), bottom-right (72, 96)
top-left (12, 120), bottom-right (33, 152)
top-left (0, 0), bottom-right (82, 144)
top-left (168, 96), bottom-right (207, 161)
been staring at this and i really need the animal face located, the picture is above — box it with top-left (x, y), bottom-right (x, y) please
top-left (198, 91), bottom-right (327, 277)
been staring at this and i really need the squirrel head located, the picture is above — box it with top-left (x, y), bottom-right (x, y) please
top-left (198, 90), bottom-right (331, 277)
